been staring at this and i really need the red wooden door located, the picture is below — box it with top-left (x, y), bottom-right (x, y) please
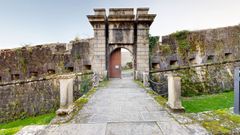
top-left (109, 48), bottom-right (121, 78)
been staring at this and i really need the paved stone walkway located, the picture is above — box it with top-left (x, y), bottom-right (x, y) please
top-left (17, 74), bottom-right (208, 135)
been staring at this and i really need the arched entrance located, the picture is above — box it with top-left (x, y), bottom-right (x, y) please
top-left (109, 48), bottom-right (121, 78)
top-left (109, 48), bottom-right (134, 78)
top-left (88, 8), bottom-right (156, 80)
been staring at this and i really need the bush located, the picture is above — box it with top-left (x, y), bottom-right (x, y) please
top-left (80, 75), bottom-right (92, 94)
top-left (178, 66), bottom-right (233, 97)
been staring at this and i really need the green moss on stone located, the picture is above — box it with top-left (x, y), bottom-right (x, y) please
top-left (159, 44), bottom-right (172, 55)
top-left (202, 121), bottom-right (230, 134)
top-left (171, 30), bottom-right (190, 58)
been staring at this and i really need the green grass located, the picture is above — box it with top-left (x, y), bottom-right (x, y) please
top-left (134, 80), bottom-right (145, 88)
top-left (182, 91), bottom-right (234, 113)
top-left (147, 90), bottom-right (167, 107)
top-left (98, 80), bottom-right (109, 88)
top-left (0, 113), bottom-right (55, 135)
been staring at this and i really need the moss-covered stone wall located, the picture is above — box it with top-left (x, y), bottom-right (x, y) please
top-left (0, 39), bottom-right (94, 123)
top-left (0, 78), bottom-right (60, 123)
top-left (0, 39), bottom-right (94, 83)
top-left (154, 24), bottom-right (240, 68)
top-left (151, 24), bottom-right (240, 95)
top-left (0, 43), bottom-right (67, 82)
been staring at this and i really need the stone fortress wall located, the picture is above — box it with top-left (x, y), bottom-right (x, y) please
top-left (152, 24), bottom-right (240, 69)
top-left (0, 39), bottom-right (94, 123)
top-left (0, 39), bottom-right (94, 83)
top-left (0, 78), bottom-right (60, 123)
top-left (151, 24), bottom-right (240, 91)
top-left (0, 72), bottom-right (94, 123)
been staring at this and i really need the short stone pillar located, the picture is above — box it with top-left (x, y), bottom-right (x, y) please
top-left (103, 70), bottom-right (108, 80)
top-left (92, 72), bottom-right (100, 87)
top-left (143, 72), bottom-right (149, 87)
top-left (234, 67), bottom-right (240, 114)
top-left (56, 77), bottom-right (74, 116)
top-left (134, 71), bottom-right (139, 80)
top-left (167, 73), bottom-right (185, 112)
top-left (60, 78), bottom-right (74, 107)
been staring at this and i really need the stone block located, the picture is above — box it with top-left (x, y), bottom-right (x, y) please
top-left (137, 47), bottom-right (148, 52)
top-left (95, 47), bottom-right (105, 52)
top-left (137, 8), bottom-right (149, 15)
top-left (106, 122), bottom-right (162, 135)
top-left (109, 8), bottom-right (134, 15)
top-left (94, 8), bottom-right (106, 16)
top-left (137, 51), bottom-right (148, 55)
top-left (167, 73), bottom-right (185, 112)
top-left (137, 30), bottom-right (148, 36)
top-left (59, 78), bottom-right (74, 107)
top-left (143, 72), bottom-right (149, 87)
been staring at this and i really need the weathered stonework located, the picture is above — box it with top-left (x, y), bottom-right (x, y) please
top-left (0, 43), bottom-right (66, 82)
top-left (152, 24), bottom-right (240, 92)
top-left (0, 73), bottom-right (93, 123)
top-left (0, 8), bottom-right (156, 123)
top-left (167, 73), bottom-right (184, 112)
top-left (152, 25), bottom-right (240, 70)
top-left (88, 8), bottom-right (156, 79)
top-left (0, 78), bottom-right (60, 123)
top-left (0, 39), bottom-right (94, 83)
top-left (0, 37), bottom-right (94, 123)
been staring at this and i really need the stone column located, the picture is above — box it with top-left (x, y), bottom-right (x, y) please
top-left (134, 70), bottom-right (139, 80)
top-left (143, 72), bottom-right (149, 87)
top-left (167, 73), bottom-right (185, 112)
top-left (234, 67), bottom-right (240, 114)
top-left (87, 9), bottom-right (107, 79)
top-left (136, 8), bottom-right (156, 81)
top-left (136, 24), bottom-right (150, 80)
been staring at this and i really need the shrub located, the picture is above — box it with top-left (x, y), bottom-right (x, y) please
top-left (80, 75), bottom-right (92, 94)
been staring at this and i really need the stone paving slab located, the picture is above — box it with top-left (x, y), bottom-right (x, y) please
top-left (38, 124), bottom-right (106, 135)
top-left (16, 125), bottom-right (47, 135)
top-left (157, 121), bottom-right (190, 135)
top-left (141, 111), bottom-right (175, 122)
top-left (105, 122), bottom-right (163, 135)
top-left (185, 124), bottom-right (210, 135)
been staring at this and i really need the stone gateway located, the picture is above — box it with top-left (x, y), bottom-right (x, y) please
top-left (87, 8), bottom-right (156, 79)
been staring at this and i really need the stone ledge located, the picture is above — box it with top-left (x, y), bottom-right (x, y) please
top-left (0, 72), bottom-right (93, 86)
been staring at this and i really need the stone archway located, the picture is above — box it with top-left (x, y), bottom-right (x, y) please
top-left (109, 47), bottom-right (134, 78)
top-left (88, 8), bottom-right (156, 80)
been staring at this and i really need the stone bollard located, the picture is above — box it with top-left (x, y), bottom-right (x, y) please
top-left (167, 73), bottom-right (185, 112)
top-left (134, 71), bottom-right (139, 80)
top-left (56, 77), bottom-right (74, 116)
top-left (143, 72), bottom-right (149, 87)
top-left (234, 67), bottom-right (240, 114)
top-left (92, 72), bottom-right (100, 87)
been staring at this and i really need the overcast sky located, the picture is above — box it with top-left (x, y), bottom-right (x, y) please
top-left (0, 0), bottom-right (239, 49)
